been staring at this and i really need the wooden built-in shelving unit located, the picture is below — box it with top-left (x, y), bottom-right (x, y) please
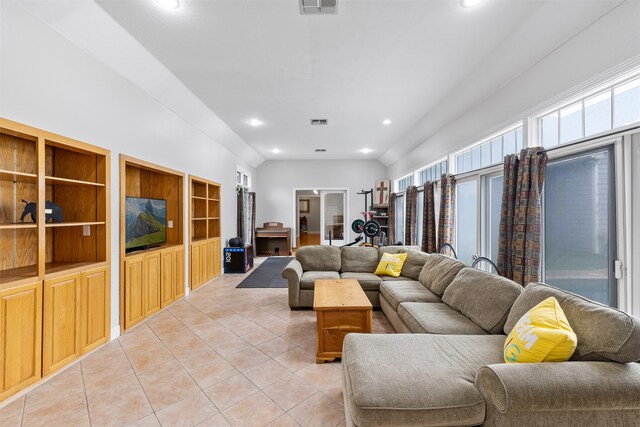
top-left (189, 175), bottom-right (221, 290)
top-left (120, 156), bottom-right (185, 332)
top-left (0, 118), bottom-right (110, 401)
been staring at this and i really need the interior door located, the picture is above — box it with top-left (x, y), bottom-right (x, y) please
top-left (320, 191), bottom-right (347, 246)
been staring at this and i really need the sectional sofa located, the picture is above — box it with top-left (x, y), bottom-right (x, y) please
top-left (282, 245), bottom-right (640, 426)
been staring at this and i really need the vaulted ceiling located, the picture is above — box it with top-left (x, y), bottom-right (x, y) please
top-left (95, 0), bottom-right (622, 163)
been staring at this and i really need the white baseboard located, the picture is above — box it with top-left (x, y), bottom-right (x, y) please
top-left (110, 325), bottom-right (121, 340)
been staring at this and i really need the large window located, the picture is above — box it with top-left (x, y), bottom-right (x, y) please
top-left (543, 146), bottom-right (616, 306)
top-left (455, 179), bottom-right (478, 265)
top-left (396, 174), bottom-right (413, 192)
top-left (455, 126), bottom-right (523, 174)
top-left (416, 190), bottom-right (424, 245)
top-left (540, 75), bottom-right (640, 148)
top-left (236, 167), bottom-right (251, 189)
top-left (417, 160), bottom-right (448, 186)
top-left (484, 174), bottom-right (504, 265)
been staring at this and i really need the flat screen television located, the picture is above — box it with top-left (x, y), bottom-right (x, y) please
top-left (125, 196), bottom-right (167, 252)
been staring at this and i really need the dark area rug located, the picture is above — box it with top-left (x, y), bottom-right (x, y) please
top-left (236, 256), bottom-right (294, 288)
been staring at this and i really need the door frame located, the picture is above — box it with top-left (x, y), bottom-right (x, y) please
top-left (292, 187), bottom-right (350, 248)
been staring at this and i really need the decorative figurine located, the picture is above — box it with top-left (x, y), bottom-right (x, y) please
top-left (20, 200), bottom-right (63, 223)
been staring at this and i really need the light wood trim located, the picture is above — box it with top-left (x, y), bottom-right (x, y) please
top-left (120, 154), bottom-right (185, 178)
top-left (44, 176), bottom-right (105, 187)
top-left (0, 224), bottom-right (37, 230)
top-left (0, 169), bottom-right (38, 183)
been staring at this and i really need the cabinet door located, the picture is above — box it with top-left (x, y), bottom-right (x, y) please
top-left (160, 250), bottom-right (174, 308)
top-left (125, 257), bottom-right (145, 330)
top-left (0, 281), bottom-right (42, 400)
top-left (174, 248), bottom-right (185, 300)
top-left (80, 266), bottom-right (109, 354)
top-left (43, 274), bottom-right (80, 375)
top-left (144, 253), bottom-right (161, 317)
top-left (201, 242), bottom-right (210, 285)
top-left (212, 238), bottom-right (221, 277)
top-left (190, 243), bottom-right (201, 289)
top-left (205, 240), bottom-right (214, 280)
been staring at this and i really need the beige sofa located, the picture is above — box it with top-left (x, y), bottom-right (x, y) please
top-left (282, 245), bottom-right (426, 309)
top-left (342, 261), bottom-right (640, 426)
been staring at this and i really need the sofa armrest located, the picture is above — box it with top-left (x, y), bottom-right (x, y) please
top-left (476, 361), bottom-right (640, 413)
top-left (282, 259), bottom-right (303, 308)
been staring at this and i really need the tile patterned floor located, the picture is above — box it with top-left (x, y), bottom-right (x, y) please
top-left (0, 258), bottom-right (394, 427)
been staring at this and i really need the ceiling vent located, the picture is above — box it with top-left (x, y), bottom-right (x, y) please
top-left (310, 119), bottom-right (328, 126)
top-left (300, 0), bottom-right (337, 15)
top-left (315, 148), bottom-right (327, 152)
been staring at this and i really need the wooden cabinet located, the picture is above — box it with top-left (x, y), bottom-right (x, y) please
top-left (124, 257), bottom-right (145, 330)
top-left (123, 246), bottom-right (184, 331)
top-left (0, 281), bottom-right (42, 400)
top-left (80, 266), bottom-right (109, 354)
top-left (144, 253), bottom-right (161, 318)
top-left (189, 175), bottom-right (221, 290)
top-left (43, 274), bottom-right (80, 375)
top-left (174, 248), bottom-right (185, 299)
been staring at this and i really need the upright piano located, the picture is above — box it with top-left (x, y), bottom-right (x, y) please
top-left (255, 222), bottom-right (292, 256)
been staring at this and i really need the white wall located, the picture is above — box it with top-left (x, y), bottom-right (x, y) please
top-left (256, 160), bottom-right (387, 243)
top-left (0, 2), bottom-right (255, 334)
top-left (388, 0), bottom-right (640, 178)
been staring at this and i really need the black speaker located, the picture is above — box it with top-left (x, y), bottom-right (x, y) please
top-left (223, 246), bottom-right (254, 274)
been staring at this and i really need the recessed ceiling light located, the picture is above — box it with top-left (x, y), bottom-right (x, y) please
top-left (248, 118), bottom-right (263, 127)
top-left (154, 0), bottom-right (180, 9)
top-left (360, 148), bottom-right (373, 154)
top-left (461, 0), bottom-right (484, 8)
top-left (271, 148), bottom-right (281, 154)
top-left (382, 119), bottom-right (392, 125)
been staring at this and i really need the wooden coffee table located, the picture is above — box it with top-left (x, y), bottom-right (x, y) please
top-left (313, 279), bottom-right (372, 363)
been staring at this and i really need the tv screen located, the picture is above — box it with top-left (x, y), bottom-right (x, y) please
top-left (125, 197), bottom-right (167, 251)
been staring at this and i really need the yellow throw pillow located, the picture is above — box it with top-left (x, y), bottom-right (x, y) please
top-left (374, 253), bottom-right (408, 277)
top-left (504, 297), bottom-right (577, 364)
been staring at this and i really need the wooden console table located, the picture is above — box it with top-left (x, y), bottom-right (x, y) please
top-left (313, 279), bottom-right (372, 363)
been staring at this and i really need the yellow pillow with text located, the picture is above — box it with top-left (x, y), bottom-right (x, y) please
top-left (504, 297), bottom-right (577, 363)
top-left (374, 253), bottom-right (407, 277)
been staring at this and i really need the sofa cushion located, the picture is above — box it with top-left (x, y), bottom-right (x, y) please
top-left (505, 283), bottom-right (640, 363)
top-left (339, 272), bottom-right (382, 291)
top-left (400, 250), bottom-right (430, 281)
top-left (380, 275), bottom-right (412, 281)
top-left (379, 281), bottom-right (440, 310)
top-left (378, 245), bottom-right (421, 258)
top-left (296, 245), bottom-right (341, 272)
top-left (442, 268), bottom-right (522, 334)
top-left (340, 246), bottom-right (379, 273)
top-left (342, 334), bottom-right (504, 427)
top-left (418, 254), bottom-right (466, 296)
top-left (398, 303), bottom-right (489, 335)
top-left (300, 271), bottom-right (340, 290)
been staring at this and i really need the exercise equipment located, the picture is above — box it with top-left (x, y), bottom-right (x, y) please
top-left (349, 189), bottom-right (383, 246)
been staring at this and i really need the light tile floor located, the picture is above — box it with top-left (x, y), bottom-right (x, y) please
top-left (0, 258), bottom-right (395, 427)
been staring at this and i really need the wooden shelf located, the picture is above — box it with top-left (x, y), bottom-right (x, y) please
top-left (0, 223), bottom-right (37, 230)
top-left (45, 221), bottom-right (105, 228)
top-left (0, 169), bottom-right (38, 183)
top-left (44, 261), bottom-right (106, 278)
top-left (45, 176), bottom-right (104, 187)
top-left (192, 218), bottom-right (207, 221)
top-left (209, 198), bottom-right (220, 202)
top-left (0, 265), bottom-right (38, 286)
top-left (192, 196), bottom-right (207, 200)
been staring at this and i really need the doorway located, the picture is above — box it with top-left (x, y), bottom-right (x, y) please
top-left (294, 188), bottom-right (349, 248)
top-left (296, 191), bottom-right (321, 248)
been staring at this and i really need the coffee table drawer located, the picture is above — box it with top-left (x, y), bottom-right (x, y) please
top-left (321, 310), bottom-right (369, 329)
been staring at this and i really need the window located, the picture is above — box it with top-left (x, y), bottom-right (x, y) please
top-left (539, 75), bottom-right (640, 148)
top-left (455, 126), bottom-right (523, 174)
top-left (236, 167), bottom-right (251, 189)
top-left (395, 194), bottom-right (405, 244)
top-left (396, 174), bottom-right (413, 192)
top-left (416, 191), bottom-right (424, 245)
top-left (455, 179), bottom-right (478, 265)
top-left (543, 146), bottom-right (616, 306)
top-left (417, 160), bottom-right (448, 186)
top-left (485, 174), bottom-right (504, 265)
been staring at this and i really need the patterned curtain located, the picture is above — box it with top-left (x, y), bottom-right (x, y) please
top-left (421, 182), bottom-right (437, 253)
top-left (388, 192), bottom-right (397, 244)
top-left (498, 147), bottom-right (548, 286)
top-left (248, 192), bottom-right (256, 257)
top-left (404, 186), bottom-right (418, 246)
top-left (437, 174), bottom-right (456, 252)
